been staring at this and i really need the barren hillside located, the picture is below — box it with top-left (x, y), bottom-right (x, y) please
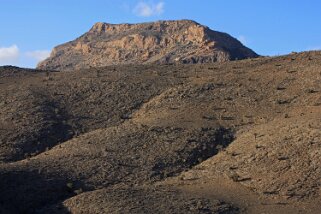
top-left (0, 51), bottom-right (320, 213)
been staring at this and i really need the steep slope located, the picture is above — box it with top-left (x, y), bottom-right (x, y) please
top-left (0, 65), bottom-right (181, 162)
top-left (37, 20), bottom-right (258, 71)
top-left (178, 110), bottom-right (321, 200)
top-left (0, 51), bottom-right (320, 213)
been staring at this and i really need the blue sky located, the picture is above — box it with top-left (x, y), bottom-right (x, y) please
top-left (1, 0), bottom-right (321, 68)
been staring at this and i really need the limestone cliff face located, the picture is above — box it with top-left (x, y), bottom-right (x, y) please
top-left (37, 20), bottom-right (258, 70)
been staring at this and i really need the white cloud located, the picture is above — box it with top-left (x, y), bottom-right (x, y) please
top-left (0, 45), bottom-right (20, 65)
top-left (237, 35), bottom-right (247, 45)
top-left (155, 2), bottom-right (164, 14)
top-left (0, 45), bottom-right (51, 67)
top-left (133, 1), bottom-right (164, 17)
top-left (25, 50), bottom-right (51, 61)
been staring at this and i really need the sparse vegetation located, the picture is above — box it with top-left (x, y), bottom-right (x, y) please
top-left (0, 50), bottom-right (321, 213)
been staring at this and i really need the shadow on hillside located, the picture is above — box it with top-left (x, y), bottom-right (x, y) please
top-left (0, 169), bottom-right (77, 213)
top-left (151, 127), bottom-right (235, 180)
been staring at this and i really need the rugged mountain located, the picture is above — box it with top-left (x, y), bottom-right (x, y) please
top-left (1, 51), bottom-right (320, 213)
top-left (37, 20), bottom-right (258, 71)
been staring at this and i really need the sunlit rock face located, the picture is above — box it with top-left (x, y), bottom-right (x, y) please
top-left (37, 20), bottom-right (258, 71)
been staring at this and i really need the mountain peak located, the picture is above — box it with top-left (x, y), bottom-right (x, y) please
top-left (38, 20), bottom-right (258, 70)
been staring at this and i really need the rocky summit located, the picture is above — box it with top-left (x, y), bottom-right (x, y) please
top-left (37, 20), bottom-right (258, 70)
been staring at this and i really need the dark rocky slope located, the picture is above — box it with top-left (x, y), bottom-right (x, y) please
top-left (0, 51), bottom-right (320, 213)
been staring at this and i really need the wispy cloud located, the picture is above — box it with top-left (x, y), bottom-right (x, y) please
top-left (0, 45), bottom-right (20, 65)
top-left (237, 35), bottom-right (247, 45)
top-left (25, 50), bottom-right (51, 61)
top-left (0, 44), bottom-right (51, 67)
top-left (133, 1), bottom-right (164, 17)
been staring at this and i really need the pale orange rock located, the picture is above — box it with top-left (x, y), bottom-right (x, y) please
top-left (38, 20), bottom-right (258, 71)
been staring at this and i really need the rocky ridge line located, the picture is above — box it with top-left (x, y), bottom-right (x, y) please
top-left (37, 20), bottom-right (258, 70)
